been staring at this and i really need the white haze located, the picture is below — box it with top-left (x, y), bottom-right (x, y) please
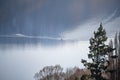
top-left (0, 41), bottom-right (89, 80)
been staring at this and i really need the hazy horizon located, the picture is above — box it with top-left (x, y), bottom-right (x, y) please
top-left (0, 0), bottom-right (120, 80)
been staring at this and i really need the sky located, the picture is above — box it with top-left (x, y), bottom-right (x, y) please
top-left (0, 0), bottom-right (120, 39)
top-left (0, 0), bottom-right (120, 80)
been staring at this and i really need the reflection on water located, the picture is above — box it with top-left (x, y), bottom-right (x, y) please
top-left (0, 38), bottom-right (89, 80)
top-left (0, 37), bottom-right (65, 46)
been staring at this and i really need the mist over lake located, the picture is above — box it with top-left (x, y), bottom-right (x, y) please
top-left (0, 39), bottom-right (89, 80)
top-left (0, 0), bottom-right (120, 80)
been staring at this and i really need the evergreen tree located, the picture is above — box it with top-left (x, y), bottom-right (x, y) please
top-left (81, 24), bottom-right (115, 80)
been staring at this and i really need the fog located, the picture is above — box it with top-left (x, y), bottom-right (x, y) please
top-left (0, 41), bottom-right (89, 80)
top-left (0, 0), bottom-right (119, 80)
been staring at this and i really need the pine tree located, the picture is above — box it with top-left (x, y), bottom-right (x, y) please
top-left (81, 23), bottom-right (115, 80)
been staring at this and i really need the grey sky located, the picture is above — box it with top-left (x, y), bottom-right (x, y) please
top-left (0, 0), bottom-right (120, 38)
top-left (0, 0), bottom-right (120, 80)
